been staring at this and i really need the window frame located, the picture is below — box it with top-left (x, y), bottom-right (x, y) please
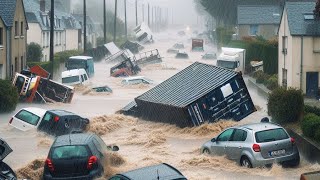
top-left (20, 21), bottom-right (24, 36)
top-left (230, 129), bottom-right (247, 142)
top-left (249, 24), bottom-right (259, 36)
top-left (0, 27), bottom-right (3, 46)
top-left (217, 128), bottom-right (234, 142)
top-left (14, 21), bottom-right (19, 37)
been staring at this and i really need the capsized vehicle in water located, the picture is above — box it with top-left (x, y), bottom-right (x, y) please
top-left (65, 56), bottom-right (94, 77)
top-left (12, 71), bottom-right (74, 103)
top-left (121, 76), bottom-right (154, 85)
top-left (131, 49), bottom-right (162, 66)
top-left (133, 22), bottom-right (154, 44)
top-left (0, 138), bottom-right (17, 180)
top-left (175, 51), bottom-right (189, 59)
top-left (61, 69), bottom-right (90, 86)
top-left (110, 59), bottom-right (141, 77)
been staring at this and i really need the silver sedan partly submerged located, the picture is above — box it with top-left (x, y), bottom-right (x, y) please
top-left (201, 119), bottom-right (300, 168)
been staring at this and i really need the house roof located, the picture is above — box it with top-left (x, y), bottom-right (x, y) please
top-left (237, 5), bottom-right (281, 25)
top-left (23, 0), bottom-right (81, 31)
top-left (285, 2), bottom-right (320, 36)
top-left (135, 62), bottom-right (239, 108)
top-left (0, 0), bottom-right (17, 27)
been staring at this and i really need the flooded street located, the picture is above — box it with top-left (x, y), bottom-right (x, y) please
top-left (1, 28), bottom-right (319, 179)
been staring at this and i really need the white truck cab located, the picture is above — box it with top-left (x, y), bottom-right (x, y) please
top-left (217, 54), bottom-right (240, 71)
top-left (217, 47), bottom-right (246, 72)
top-left (61, 69), bottom-right (89, 86)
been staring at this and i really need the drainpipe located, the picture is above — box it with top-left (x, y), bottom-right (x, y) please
top-left (300, 36), bottom-right (304, 91)
top-left (6, 27), bottom-right (11, 79)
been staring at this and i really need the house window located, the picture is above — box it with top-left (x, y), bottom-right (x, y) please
top-left (313, 37), bottom-right (320, 53)
top-left (249, 25), bottom-right (258, 36)
top-left (47, 32), bottom-right (49, 47)
top-left (282, 68), bottom-right (287, 88)
top-left (0, 64), bottom-right (3, 79)
top-left (20, 22), bottom-right (24, 36)
top-left (21, 56), bottom-right (24, 71)
top-left (14, 57), bottom-right (18, 73)
top-left (43, 32), bottom-right (46, 47)
top-left (0, 27), bottom-right (3, 46)
top-left (14, 21), bottom-right (18, 36)
top-left (59, 32), bottom-right (62, 45)
top-left (56, 32), bottom-right (58, 45)
top-left (282, 36), bottom-right (288, 55)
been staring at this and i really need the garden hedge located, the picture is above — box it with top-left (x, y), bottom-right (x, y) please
top-left (0, 79), bottom-right (19, 113)
top-left (301, 113), bottom-right (320, 138)
top-left (268, 88), bottom-right (304, 124)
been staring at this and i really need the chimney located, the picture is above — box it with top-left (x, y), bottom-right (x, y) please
top-left (40, 0), bottom-right (45, 12)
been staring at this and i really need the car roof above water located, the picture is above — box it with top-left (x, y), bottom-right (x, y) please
top-left (114, 163), bottom-right (186, 180)
top-left (236, 122), bottom-right (282, 132)
top-left (53, 133), bottom-right (95, 147)
top-left (22, 107), bottom-right (47, 117)
top-left (69, 56), bottom-right (93, 60)
top-left (48, 109), bottom-right (78, 116)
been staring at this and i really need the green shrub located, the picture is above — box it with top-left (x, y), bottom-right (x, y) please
top-left (253, 70), bottom-right (270, 84)
top-left (0, 79), bottom-right (19, 113)
top-left (305, 105), bottom-right (320, 116)
top-left (27, 42), bottom-right (43, 62)
top-left (268, 88), bottom-right (304, 124)
top-left (266, 74), bottom-right (278, 90)
top-left (314, 128), bottom-right (320, 142)
top-left (54, 50), bottom-right (83, 64)
top-left (301, 113), bottom-right (320, 138)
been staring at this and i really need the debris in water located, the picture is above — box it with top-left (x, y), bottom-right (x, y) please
top-left (16, 159), bottom-right (45, 180)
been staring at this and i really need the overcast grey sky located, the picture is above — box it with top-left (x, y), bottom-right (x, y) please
top-left (71, 0), bottom-right (201, 28)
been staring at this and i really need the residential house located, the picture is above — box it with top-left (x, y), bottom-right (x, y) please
top-left (0, 0), bottom-right (28, 79)
top-left (73, 14), bottom-right (97, 48)
top-left (237, 5), bottom-right (281, 40)
top-left (278, 2), bottom-right (320, 98)
top-left (23, 0), bottom-right (81, 62)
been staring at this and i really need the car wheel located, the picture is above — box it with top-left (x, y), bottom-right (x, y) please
top-left (202, 148), bottom-right (210, 154)
top-left (240, 157), bottom-right (253, 168)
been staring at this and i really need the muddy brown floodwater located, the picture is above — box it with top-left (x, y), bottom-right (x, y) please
top-left (1, 28), bottom-right (319, 180)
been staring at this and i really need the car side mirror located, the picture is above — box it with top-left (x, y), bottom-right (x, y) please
top-left (211, 138), bottom-right (216, 142)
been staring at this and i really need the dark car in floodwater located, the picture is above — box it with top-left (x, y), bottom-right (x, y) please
top-left (0, 138), bottom-right (17, 180)
top-left (109, 163), bottom-right (187, 180)
top-left (37, 110), bottom-right (89, 136)
top-left (43, 133), bottom-right (119, 180)
top-left (175, 51), bottom-right (189, 59)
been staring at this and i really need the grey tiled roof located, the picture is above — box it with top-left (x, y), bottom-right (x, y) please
top-left (0, 0), bottom-right (17, 27)
top-left (286, 2), bottom-right (320, 36)
top-left (237, 5), bottom-right (281, 25)
top-left (23, 0), bottom-right (81, 31)
top-left (136, 62), bottom-right (238, 107)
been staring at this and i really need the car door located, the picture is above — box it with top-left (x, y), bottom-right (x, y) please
top-left (0, 138), bottom-right (13, 161)
top-left (226, 129), bottom-right (248, 160)
top-left (11, 110), bottom-right (41, 131)
top-left (37, 112), bottom-right (56, 134)
top-left (210, 128), bottom-right (234, 156)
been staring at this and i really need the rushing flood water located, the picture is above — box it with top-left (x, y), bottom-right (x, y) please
top-left (1, 28), bottom-right (319, 179)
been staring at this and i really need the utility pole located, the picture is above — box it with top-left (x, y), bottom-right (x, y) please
top-left (142, 4), bottom-right (145, 22)
top-left (135, 0), bottom-right (138, 26)
top-left (50, 0), bottom-right (54, 79)
top-left (103, 0), bottom-right (107, 44)
top-left (114, 0), bottom-right (117, 42)
top-left (148, 3), bottom-right (150, 27)
top-left (83, 0), bottom-right (87, 52)
top-left (124, 0), bottom-right (127, 39)
top-left (151, 6), bottom-right (153, 30)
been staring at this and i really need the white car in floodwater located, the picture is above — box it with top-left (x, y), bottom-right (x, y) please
top-left (9, 107), bottom-right (46, 131)
top-left (61, 69), bottom-right (90, 86)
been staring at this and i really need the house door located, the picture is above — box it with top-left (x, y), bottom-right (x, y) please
top-left (306, 72), bottom-right (319, 98)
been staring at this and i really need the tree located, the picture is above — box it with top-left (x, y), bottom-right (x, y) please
top-left (27, 42), bottom-right (43, 62)
top-left (0, 79), bottom-right (19, 113)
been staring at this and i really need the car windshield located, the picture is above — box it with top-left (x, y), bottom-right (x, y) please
top-left (15, 110), bottom-right (41, 126)
top-left (217, 60), bottom-right (237, 69)
top-left (255, 128), bottom-right (289, 143)
top-left (62, 76), bottom-right (80, 83)
top-left (52, 145), bottom-right (88, 159)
